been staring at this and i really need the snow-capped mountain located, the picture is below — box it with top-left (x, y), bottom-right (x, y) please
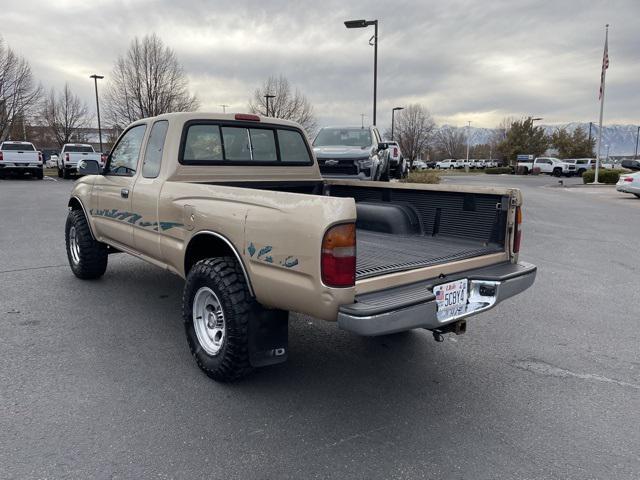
top-left (444, 123), bottom-right (639, 156)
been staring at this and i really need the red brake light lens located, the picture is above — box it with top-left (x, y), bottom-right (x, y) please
top-left (65, 153), bottom-right (69, 161)
top-left (321, 223), bottom-right (356, 288)
top-left (624, 177), bottom-right (633, 182)
top-left (0, 151), bottom-right (3, 161)
top-left (513, 206), bottom-right (522, 254)
top-left (393, 147), bottom-right (398, 156)
top-left (235, 113), bottom-right (260, 122)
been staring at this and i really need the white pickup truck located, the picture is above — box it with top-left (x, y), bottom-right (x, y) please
top-left (0, 141), bottom-right (43, 179)
top-left (57, 143), bottom-right (104, 179)
top-left (518, 157), bottom-right (575, 176)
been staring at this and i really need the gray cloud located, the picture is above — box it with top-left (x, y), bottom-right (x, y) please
top-left (2, 0), bottom-right (638, 133)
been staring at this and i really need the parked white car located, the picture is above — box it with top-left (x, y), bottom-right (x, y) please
top-left (57, 144), bottom-right (104, 179)
top-left (518, 157), bottom-right (575, 176)
top-left (412, 160), bottom-right (428, 171)
top-left (0, 141), bottom-right (43, 179)
top-left (616, 172), bottom-right (640, 198)
top-left (573, 158), bottom-right (596, 176)
top-left (436, 159), bottom-right (457, 169)
top-left (46, 154), bottom-right (59, 168)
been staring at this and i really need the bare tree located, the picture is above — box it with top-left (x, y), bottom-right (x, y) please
top-left (41, 84), bottom-right (91, 148)
top-left (385, 104), bottom-right (435, 163)
top-left (104, 34), bottom-right (199, 127)
top-left (0, 36), bottom-right (42, 140)
top-left (248, 75), bottom-right (317, 134)
top-left (435, 125), bottom-right (466, 159)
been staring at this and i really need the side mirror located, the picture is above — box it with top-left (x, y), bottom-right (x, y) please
top-left (77, 159), bottom-right (101, 175)
top-left (377, 142), bottom-right (389, 151)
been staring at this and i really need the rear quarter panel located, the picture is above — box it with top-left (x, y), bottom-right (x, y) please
top-left (159, 182), bottom-right (357, 321)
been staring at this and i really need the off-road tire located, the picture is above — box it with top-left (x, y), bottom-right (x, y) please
top-left (553, 168), bottom-right (562, 177)
top-left (62, 169), bottom-right (70, 179)
top-left (183, 257), bottom-right (254, 382)
top-left (65, 209), bottom-right (108, 279)
top-left (35, 168), bottom-right (43, 180)
top-left (57, 167), bottom-right (63, 178)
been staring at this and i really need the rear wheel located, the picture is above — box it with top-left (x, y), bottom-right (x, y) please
top-left (62, 169), bottom-right (70, 179)
top-left (553, 168), bottom-right (562, 177)
top-left (183, 257), bottom-right (254, 382)
top-left (65, 209), bottom-right (108, 279)
top-left (35, 168), bottom-right (43, 180)
top-left (57, 166), bottom-right (63, 178)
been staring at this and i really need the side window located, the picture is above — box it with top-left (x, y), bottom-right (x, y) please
top-left (183, 125), bottom-right (223, 161)
top-left (107, 124), bottom-right (146, 176)
top-left (278, 129), bottom-right (311, 163)
top-left (142, 121), bottom-right (169, 178)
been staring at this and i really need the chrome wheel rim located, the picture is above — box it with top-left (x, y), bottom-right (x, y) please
top-left (192, 287), bottom-right (226, 356)
top-left (69, 226), bottom-right (80, 264)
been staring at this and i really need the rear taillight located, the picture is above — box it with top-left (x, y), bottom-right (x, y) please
top-left (513, 206), bottom-right (522, 254)
top-left (321, 223), bottom-right (356, 288)
top-left (38, 152), bottom-right (43, 162)
top-left (101, 154), bottom-right (107, 163)
top-left (0, 151), bottom-right (3, 161)
top-left (65, 153), bottom-right (69, 162)
top-left (393, 147), bottom-right (398, 156)
top-left (624, 177), bottom-right (633, 182)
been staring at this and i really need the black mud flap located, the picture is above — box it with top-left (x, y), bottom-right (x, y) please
top-left (248, 308), bottom-right (289, 367)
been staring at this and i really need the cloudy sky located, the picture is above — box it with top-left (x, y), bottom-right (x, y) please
top-left (2, 0), bottom-right (638, 132)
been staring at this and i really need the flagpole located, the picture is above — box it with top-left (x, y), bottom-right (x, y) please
top-left (594, 24), bottom-right (609, 184)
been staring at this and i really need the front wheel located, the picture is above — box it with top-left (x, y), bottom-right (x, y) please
top-left (66, 209), bottom-right (108, 279)
top-left (183, 257), bottom-right (254, 382)
top-left (553, 168), bottom-right (562, 177)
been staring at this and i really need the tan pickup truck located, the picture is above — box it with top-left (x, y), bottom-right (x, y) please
top-left (66, 112), bottom-right (536, 382)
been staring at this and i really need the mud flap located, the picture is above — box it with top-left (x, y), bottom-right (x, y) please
top-left (248, 308), bottom-right (289, 367)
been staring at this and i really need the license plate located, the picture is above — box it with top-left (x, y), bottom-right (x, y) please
top-left (434, 279), bottom-right (468, 322)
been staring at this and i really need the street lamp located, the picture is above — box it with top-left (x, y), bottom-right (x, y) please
top-left (345, 18), bottom-right (378, 125)
top-left (219, 104), bottom-right (230, 113)
top-left (635, 126), bottom-right (640, 160)
top-left (465, 121), bottom-right (472, 171)
top-left (89, 74), bottom-right (104, 153)
top-left (263, 94), bottom-right (275, 117)
top-left (391, 107), bottom-right (404, 140)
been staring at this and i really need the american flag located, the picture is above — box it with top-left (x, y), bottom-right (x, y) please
top-left (599, 28), bottom-right (609, 100)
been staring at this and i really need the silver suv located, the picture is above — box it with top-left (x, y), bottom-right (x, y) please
top-left (312, 126), bottom-right (390, 181)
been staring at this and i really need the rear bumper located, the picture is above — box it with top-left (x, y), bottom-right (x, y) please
top-left (0, 164), bottom-right (42, 171)
top-left (337, 261), bottom-right (536, 336)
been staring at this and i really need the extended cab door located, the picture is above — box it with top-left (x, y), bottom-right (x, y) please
top-left (92, 124), bottom-right (147, 248)
top-left (132, 120), bottom-right (169, 260)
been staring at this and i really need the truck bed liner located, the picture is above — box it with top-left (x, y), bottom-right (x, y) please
top-left (356, 230), bottom-right (503, 280)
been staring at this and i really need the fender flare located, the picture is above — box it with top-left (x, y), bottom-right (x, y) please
top-left (187, 230), bottom-right (255, 297)
top-left (68, 196), bottom-right (95, 239)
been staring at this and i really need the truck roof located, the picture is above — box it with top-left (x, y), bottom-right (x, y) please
top-left (138, 112), bottom-right (303, 129)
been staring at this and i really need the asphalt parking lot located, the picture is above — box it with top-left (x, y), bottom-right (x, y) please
top-left (1, 174), bottom-right (639, 479)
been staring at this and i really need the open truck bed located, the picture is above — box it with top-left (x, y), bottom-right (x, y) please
top-left (356, 230), bottom-right (503, 279)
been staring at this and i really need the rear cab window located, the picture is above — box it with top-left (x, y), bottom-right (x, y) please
top-left (64, 145), bottom-right (94, 153)
top-left (1, 143), bottom-right (35, 151)
top-left (180, 121), bottom-right (312, 165)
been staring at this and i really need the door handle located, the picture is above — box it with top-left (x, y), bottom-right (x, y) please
top-left (121, 188), bottom-right (129, 199)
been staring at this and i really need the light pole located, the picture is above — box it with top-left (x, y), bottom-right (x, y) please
top-left (465, 121), bottom-right (472, 171)
top-left (360, 114), bottom-right (366, 128)
top-left (635, 126), bottom-right (639, 160)
top-left (345, 19), bottom-right (378, 125)
top-left (391, 107), bottom-right (403, 140)
top-left (588, 121), bottom-right (593, 155)
top-left (605, 144), bottom-right (610, 162)
top-left (219, 104), bottom-right (229, 113)
top-left (89, 74), bottom-right (104, 153)
top-left (263, 94), bottom-right (275, 117)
